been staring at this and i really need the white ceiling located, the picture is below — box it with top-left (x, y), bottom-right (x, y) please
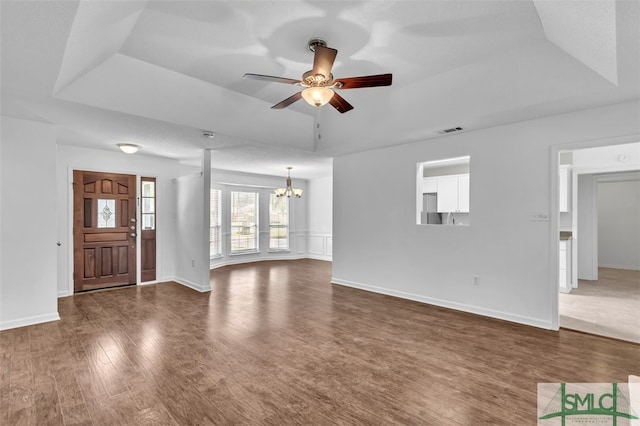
top-left (2, 1), bottom-right (639, 179)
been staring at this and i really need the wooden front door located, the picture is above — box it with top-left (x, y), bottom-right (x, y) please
top-left (73, 170), bottom-right (137, 292)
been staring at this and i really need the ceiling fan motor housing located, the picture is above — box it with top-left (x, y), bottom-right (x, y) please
top-left (302, 70), bottom-right (333, 87)
top-left (307, 38), bottom-right (327, 52)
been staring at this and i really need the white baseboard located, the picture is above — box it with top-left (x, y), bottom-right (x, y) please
top-left (210, 254), bottom-right (308, 270)
top-left (139, 279), bottom-right (163, 286)
top-left (0, 312), bottom-right (61, 331)
top-left (307, 254), bottom-right (333, 262)
top-left (58, 290), bottom-right (70, 298)
top-left (598, 264), bottom-right (640, 271)
top-left (331, 277), bottom-right (552, 330)
top-left (171, 277), bottom-right (211, 292)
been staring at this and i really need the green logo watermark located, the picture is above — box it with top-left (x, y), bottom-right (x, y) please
top-left (538, 382), bottom-right (639, 425)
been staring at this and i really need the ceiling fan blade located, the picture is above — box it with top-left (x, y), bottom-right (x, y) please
top-left (328, 92), bottom-right (354, 114)
top-left (335, 73), bottom-right (392, 89)
top-left (271, 92), bottom-right (303, 109)
top-left (312, 46), bottom-right (338, 80)
top-left (243, 73), bottom-right (301, 85)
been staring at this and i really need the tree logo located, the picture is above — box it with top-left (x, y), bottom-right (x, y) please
top-left (538, 382), bottom-right (639, 425)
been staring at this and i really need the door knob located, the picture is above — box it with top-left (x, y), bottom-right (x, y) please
top-left (130, 218), bottom-right (136, 223)
top-left (130, 233), bottom-right (137, 238)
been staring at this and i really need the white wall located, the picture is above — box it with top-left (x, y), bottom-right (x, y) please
top-left (308, 176), bottom-right (333, 261)
top-left (56, 145), bottom-right (181, 296)
top-left (598, 178), bottom-right (640, 270)
top-left (577, 174), bottom-right (598, 280)
top-left (332, 101), bottom-right (640, 330)
top-left (1, 117), bottom-right (59, 330)
top-left (573, 143), bottom-right (640, 170)
top-left (210, 169), bottom-right (309, 268)
top-left (174, 172), bottom-right (211, 291)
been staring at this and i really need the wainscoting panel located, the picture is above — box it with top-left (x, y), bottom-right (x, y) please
top-left (308, 233), bottom-right (332, 261)
top-left (308, 235), bottom-right (324, 256)
top-left (296, 234), bottom-right (307, 255)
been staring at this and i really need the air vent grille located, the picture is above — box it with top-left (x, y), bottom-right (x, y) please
top-left (438, 126), bottom-right (464, 134)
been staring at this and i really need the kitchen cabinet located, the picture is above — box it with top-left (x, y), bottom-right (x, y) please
top-left (559, 165), bottom-right (571, 212)
top-left (436, 176), bottom-right (458, 212)
top-left (458, 175), bottom-right (470, 212)
top-left (436, 174), bottom-right (469, 213)
top-left (559, 239), bottom-right (572, 293)
top-left (422, 177), bottom-right (437, 193)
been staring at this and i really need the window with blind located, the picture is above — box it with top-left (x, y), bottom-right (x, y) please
top-left (230, 191), bottom-right (258, 253)
top-left (210, 189), bottom-right (221, 257)
top-left (269, 194), bottom-right (289, 250)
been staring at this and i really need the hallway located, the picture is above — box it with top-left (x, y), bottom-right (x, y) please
top-left (560, 267), bottom-right (640, 343)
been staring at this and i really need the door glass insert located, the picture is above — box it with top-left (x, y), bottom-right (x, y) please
top-left (97, 199), bottom-right (116, 228)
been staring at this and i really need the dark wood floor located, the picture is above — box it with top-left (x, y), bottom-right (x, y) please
top-left (1, 259), bottom-right (638, 425)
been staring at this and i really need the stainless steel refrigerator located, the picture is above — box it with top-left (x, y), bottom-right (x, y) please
top-left (421, 193), bottom-right (441, 224)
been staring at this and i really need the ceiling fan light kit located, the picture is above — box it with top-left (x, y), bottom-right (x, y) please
top-left (301, 86), bottom-right (334, 107)
top-left (243, 38), bottom-right (392, 113)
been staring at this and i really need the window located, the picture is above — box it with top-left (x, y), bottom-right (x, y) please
top-left (141, 179), bottom-right (155, 230)
top-left (210, 189), bottom-right (221, 257)
top-left (269, 194), bottom-right (289, 250)
top-left (230, 191), bottom-right (258, 253)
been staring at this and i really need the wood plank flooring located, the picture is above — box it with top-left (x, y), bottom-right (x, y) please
top-left (560, 267), bottom-right (640, 343)
top-left (1, 259), bottom-right (638, 425)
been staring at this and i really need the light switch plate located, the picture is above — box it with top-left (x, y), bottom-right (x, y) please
top-left (531, 211), bottom-right (550, 222)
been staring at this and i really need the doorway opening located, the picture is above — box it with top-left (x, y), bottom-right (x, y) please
top-left (556, 143), bottom-right (640, 343)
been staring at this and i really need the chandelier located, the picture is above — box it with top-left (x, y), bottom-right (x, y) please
top-left (274, 167), bottom-right (303, 198)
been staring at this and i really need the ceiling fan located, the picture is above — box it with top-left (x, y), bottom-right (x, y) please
top-left (243, 38), bottom-right (392, 113)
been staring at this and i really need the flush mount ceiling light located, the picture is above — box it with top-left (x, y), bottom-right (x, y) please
top-left (117, 143), bottom-right (140, 154)
top-left (274, 167), bottom-right (303, 198)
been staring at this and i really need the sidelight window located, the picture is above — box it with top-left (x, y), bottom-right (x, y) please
top-left (141, 179), bottom-right (156, 230)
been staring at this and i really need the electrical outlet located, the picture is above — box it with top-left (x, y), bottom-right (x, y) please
top-left (473, 275), bottom-right (480, 285)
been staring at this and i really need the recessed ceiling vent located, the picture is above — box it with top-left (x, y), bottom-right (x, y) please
top-left (438, 126), bottom-right (464, 135)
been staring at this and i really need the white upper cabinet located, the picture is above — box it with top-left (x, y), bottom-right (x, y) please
top-left (422, 177), bottom-right (438, 193)
top-left (436, 174), bottom-right (469, 213)
top-left (458, 175), bottom-right (470, 213)
top-left (436, 176), bottom-right (458, 212)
